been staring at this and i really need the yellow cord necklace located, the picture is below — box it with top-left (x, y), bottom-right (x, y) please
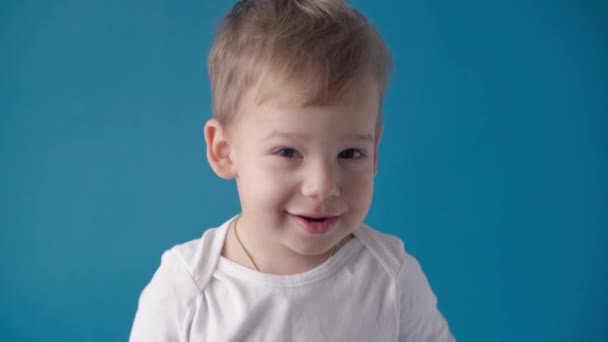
top-left (232, 214), bottom-right (339, 272)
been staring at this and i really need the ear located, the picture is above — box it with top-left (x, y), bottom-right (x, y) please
top-left (373, 125), bottom-right (383, 176)
top-left (204, 118), bottom-right (237, 179)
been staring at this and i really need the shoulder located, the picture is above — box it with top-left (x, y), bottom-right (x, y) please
top-left (168, 224), bottom-right (226, 289)
top-left (149, 223), bottom-right (225, 293)
top-left (129, 220), bottom-right (231, 341)
top-left (354, 224), bottom-right (411, 279)
top-left (354, 224), bottom-right (435, 302)
top-left (357, 226), bottom-right (456, 341)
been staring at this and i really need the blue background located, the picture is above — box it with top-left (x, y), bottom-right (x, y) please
top-left (1, 0), bottom-right (606, 341)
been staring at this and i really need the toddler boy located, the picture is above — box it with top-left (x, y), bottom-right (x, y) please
top-left (130, 0), bottom-right (455, 341)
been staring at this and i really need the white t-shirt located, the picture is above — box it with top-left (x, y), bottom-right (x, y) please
top-left (130, 217), bottom-right (455, 341)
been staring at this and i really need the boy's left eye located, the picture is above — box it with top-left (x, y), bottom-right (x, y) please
top-left (276, 148), bottom-right (300, 158)
top-left (338, 149), bottom-right (364, 159)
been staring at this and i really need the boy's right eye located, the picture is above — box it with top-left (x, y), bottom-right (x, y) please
top-left (276, 148), bottom-right (300, 159)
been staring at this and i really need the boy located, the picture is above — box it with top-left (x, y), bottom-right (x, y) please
top-left (130, 0), bottom-right (455, 341)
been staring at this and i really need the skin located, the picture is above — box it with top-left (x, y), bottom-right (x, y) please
top-left (204, 77), bottom-right (383, 275)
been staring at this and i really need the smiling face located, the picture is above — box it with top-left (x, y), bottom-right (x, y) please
top-left (205, 77), bottom-right (382, 272)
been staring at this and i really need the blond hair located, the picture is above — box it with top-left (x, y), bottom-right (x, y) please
top-left (208, 0), bottom-right (393, 125)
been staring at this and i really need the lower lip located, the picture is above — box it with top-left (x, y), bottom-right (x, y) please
top-left (291, 215), bottom-right (339, 235)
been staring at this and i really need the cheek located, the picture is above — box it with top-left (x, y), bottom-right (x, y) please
top-left (237, 161), bottom-right (295, 209)
top-left (342, 168), bottom-right (375, 207)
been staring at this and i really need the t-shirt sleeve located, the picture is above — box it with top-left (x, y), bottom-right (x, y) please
top-left (397, 251), bottom-right (455, 342)
top-left (129, 250), bottom-right (200, 342)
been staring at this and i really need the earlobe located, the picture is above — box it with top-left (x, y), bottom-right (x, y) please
top-left (373, 125), bottom-right (383, 176)
top-left (204, 119), bottom-right (237, 179)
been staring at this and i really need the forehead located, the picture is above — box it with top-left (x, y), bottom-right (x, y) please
top-left (235, 75), bottom-right (381, 133)
top-left (255, 70), bottom-right (380, 108)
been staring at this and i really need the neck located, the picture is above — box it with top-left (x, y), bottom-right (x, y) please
top-left (221, 215), bottom-right (348, 275)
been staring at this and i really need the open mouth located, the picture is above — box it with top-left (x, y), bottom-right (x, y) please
top-left (290, 213), bottom-right (340, 234)
top-left (299, 216), bottom-right (330, 222)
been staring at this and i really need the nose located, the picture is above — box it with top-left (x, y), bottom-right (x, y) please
top-left (300, 159), bottom-right (340, 200)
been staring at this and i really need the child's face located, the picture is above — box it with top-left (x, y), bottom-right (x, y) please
top-left (225, 78), bottom-right (382, 258)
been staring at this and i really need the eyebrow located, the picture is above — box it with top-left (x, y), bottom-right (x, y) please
top-left (262, 131), bottom-right (374, 143)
